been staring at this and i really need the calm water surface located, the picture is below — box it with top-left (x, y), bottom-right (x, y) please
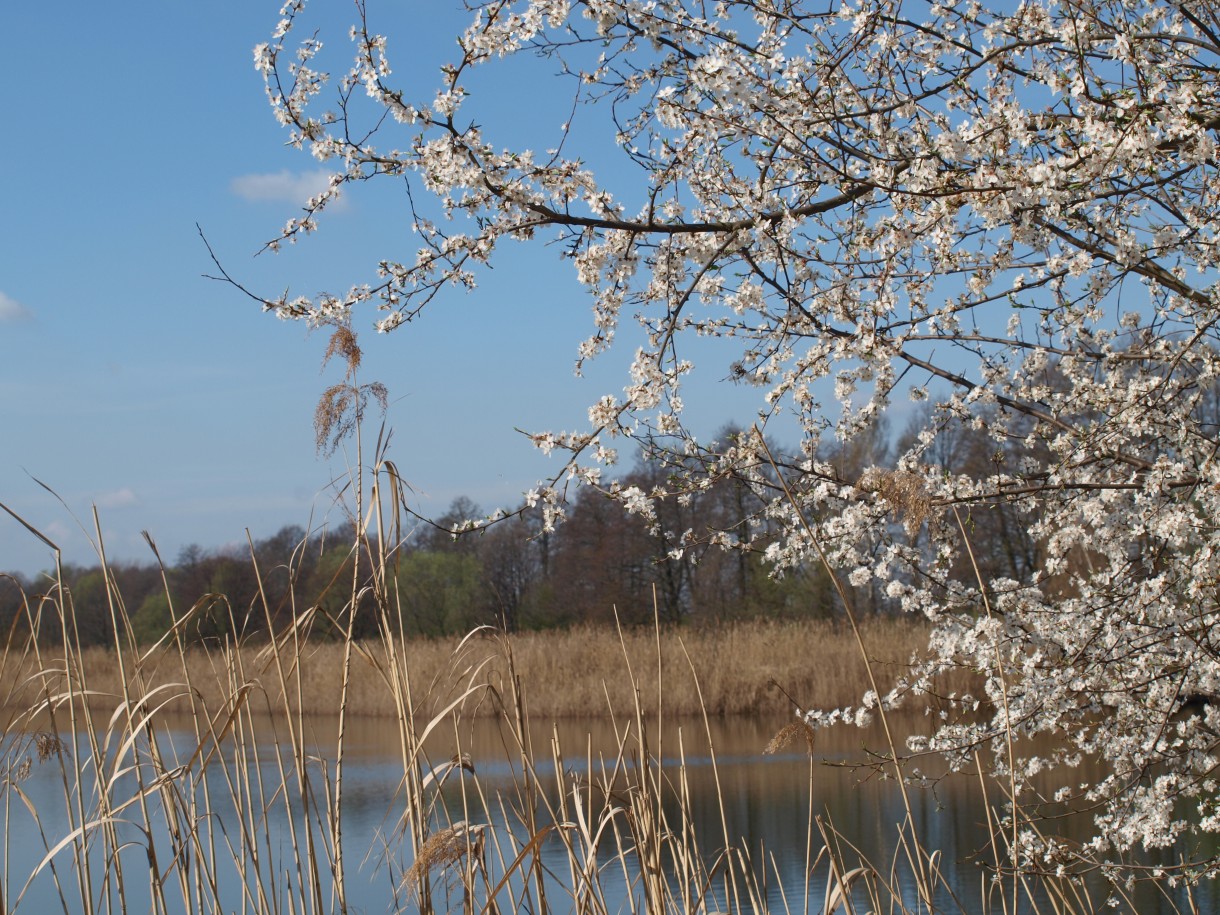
top-left (3, 712), bottom-right (1214, 914)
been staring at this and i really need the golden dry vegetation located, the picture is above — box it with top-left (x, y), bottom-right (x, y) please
top-left (8, 617), bottom-right (970, 720)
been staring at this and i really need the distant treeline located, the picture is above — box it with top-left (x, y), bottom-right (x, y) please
top-left (0, 414), bottom-right (1042, 647)
top-left (0, 493), bottom-right (833, 647)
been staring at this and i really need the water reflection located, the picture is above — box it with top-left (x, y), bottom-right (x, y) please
top-left (4, 712), bottom-right (1215, 914)
top-left (331, 712), bottom-right (1214, 914)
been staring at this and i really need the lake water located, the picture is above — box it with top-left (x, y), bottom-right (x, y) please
top-left (2, 712), bottom-right (1215, 914)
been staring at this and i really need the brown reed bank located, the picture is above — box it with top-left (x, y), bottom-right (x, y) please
top-left (7, 617), bottom-right (970, 720)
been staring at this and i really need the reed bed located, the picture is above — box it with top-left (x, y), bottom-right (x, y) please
top-left (11, 617), bottom-right (967, 720)
top-left (0, 448), bottom-right (1193, 915)
top-left (0, 554), bottom-right (1140, 915)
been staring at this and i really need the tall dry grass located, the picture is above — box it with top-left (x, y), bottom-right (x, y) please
top-left (0, 384), bottom-right (1195, 914)
top-left (13, 617), bottom-right (968, 720)
top-left (0, 501), bottom-right (1174, 915)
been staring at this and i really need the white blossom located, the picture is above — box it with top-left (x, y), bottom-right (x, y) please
top-left (247, 0), bottom-right (1220, 885)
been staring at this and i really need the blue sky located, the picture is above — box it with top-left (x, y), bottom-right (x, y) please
top-left (0, 2), bottom-right (767, 577)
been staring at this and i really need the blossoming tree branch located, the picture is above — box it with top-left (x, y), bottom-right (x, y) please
top-left (245, 0), bottom-right (1220, 883)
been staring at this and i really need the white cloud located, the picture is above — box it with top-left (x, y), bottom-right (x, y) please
top-left (95, 487), bottom-right (138, 510)
top-left (230, 169), bottom-right (347, 209)
top-left (0, 290), bottom-right (32, 322)
top-left (44, 520), bottom-right (72, 542)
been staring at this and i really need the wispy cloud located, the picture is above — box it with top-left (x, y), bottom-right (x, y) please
top-left (0, 290), bottom-right (32, 322)
top-left (230, 169), bottom-right (347, 209)
top-left (95, 487), bottom-right (138, 510)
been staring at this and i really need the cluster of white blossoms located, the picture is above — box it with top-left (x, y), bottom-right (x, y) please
top-left (251, 0), bottom-right (1220, 885)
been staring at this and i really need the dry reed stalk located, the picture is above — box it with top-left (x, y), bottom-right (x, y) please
top-left (758, 432), bottom-right (946, 912)
top-left (0, 550), bottom-right (1147, 915)
top-left (0, 407), bottom-right (1135, 915)
top-left (4, 344), bottom-right (1147, 915)
top-left (404, 821), bottom-right (487, 899)
top-left (763, 720), bottom-right (816, 756)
